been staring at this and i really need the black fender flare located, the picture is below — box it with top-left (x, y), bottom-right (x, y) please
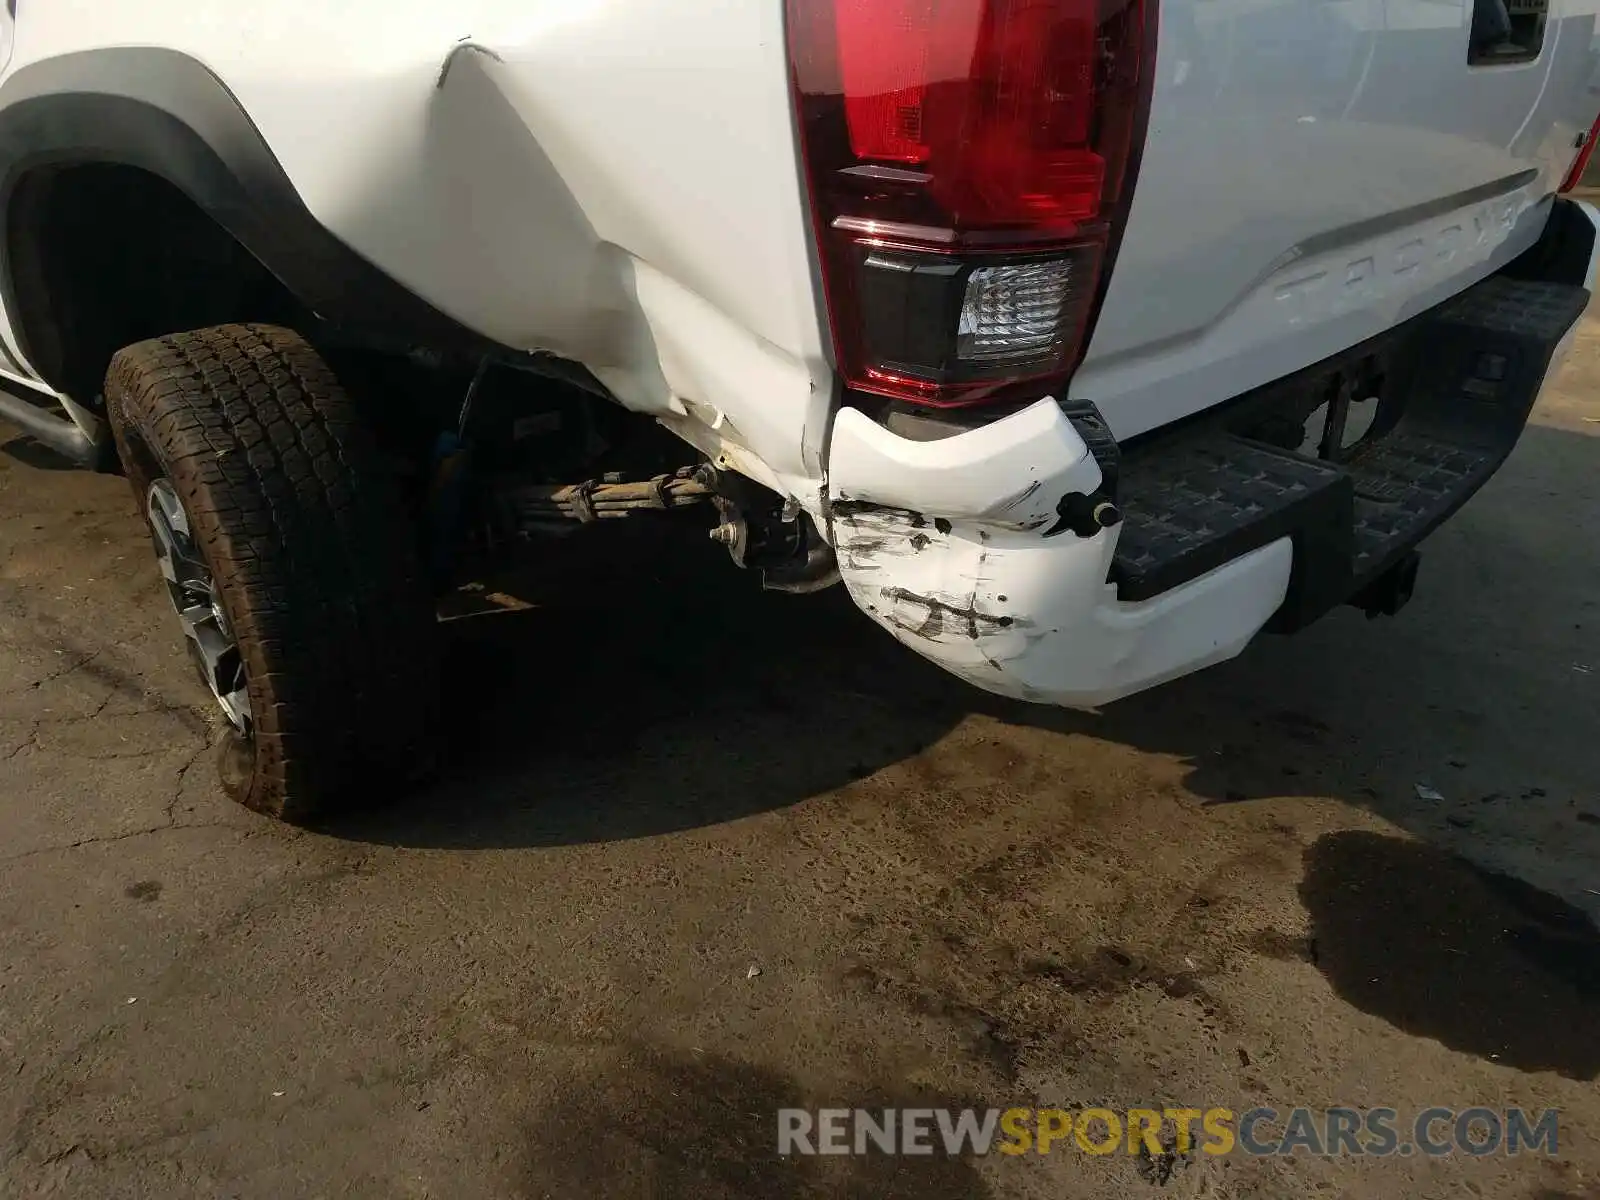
top-left (0, 47), bottom-right (493, 391)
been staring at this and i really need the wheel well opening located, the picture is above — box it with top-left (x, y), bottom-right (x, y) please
top-left (6, 163), bottom-right (305, 403)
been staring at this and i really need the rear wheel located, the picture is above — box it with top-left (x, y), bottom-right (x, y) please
top-left (106, 324), bottom-right (439, 821)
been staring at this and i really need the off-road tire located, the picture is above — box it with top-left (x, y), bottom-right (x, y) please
top-left (106, 324), bottom-right (439, 821)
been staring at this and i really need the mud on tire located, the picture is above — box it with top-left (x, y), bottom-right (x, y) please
top-left (106, 324), bottom-right (439, 821)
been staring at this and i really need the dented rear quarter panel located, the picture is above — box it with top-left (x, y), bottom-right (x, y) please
top-left (5, 0), bottom-right (834, 499)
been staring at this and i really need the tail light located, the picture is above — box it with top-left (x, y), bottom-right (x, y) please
top-left (1560, 112), bottom-right (1600, 193)
top-left (787, 0), bottom-right (1154, 409)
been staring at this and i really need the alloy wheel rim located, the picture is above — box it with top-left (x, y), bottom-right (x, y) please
top-left (146, 479), bottom-right (252, 733)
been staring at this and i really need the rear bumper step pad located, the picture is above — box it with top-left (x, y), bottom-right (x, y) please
top-left (1108, 271), bottom-right (1589, 629)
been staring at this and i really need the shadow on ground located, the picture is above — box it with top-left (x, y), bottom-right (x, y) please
top-left (1301, 830), bottom-right (1600, 1079)
top-left (326, 526), bottom-right (982, 848)
top-left (1, 435), bottom-right (80, 471)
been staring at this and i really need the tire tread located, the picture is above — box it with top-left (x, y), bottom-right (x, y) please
top-left (106, 324), bottom-right (438, 819)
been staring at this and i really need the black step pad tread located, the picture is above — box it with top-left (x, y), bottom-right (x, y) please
top-left (1113, 437), bottom-right (1347, 601)
top-left (1345, 428), bottom-right (1501, 575)
top-left (1434, 275), bottom-right (1589, 340)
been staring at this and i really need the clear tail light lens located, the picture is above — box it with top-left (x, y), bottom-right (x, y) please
top-left (957, 260), bottom-right (1083, 364)
top-left (788, 0), bottom-right (1153, 409)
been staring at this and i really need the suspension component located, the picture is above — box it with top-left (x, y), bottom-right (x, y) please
top-left (496, 466), bottom-right (713, 528)
top-left (490, 462), bottom-right (838, 593)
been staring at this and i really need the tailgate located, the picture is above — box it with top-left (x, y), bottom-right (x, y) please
top-left (1075, 0), bottom-right (1598, 439)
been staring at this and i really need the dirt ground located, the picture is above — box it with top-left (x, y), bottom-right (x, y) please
top-left (1, 317), bottom-right (1597, 1200)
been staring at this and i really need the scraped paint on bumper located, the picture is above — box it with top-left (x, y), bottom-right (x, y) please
top-left (826, 399), bottom-right (1292, 708)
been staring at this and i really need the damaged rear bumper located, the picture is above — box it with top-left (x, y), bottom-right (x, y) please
top-left (826, 398), bottom-right (1294, 707)
top-left (824, 198), bottom-right (1600, 709)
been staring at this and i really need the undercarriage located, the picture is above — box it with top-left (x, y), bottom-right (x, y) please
top-left (339, 350), bottom-right (841, 598)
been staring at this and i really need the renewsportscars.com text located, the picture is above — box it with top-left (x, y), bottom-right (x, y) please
top-left (777, 1106), bottom-right (1559, 1158)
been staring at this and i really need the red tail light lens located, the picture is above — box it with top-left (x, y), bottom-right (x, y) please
top-left (788, 0), bottom-right (1152, 408)
top-left (1560, 113), bottom-right (1600, 193)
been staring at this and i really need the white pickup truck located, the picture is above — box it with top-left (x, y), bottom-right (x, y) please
top-left (0, 0), bottom-right (1595, 820)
